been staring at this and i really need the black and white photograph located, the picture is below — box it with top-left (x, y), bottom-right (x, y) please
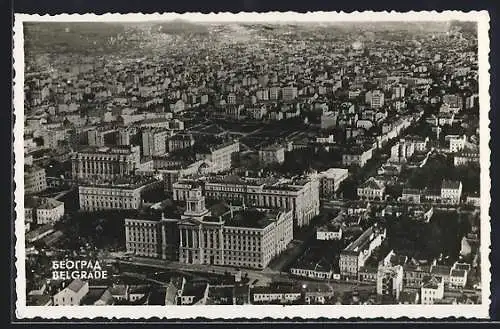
top-left (13, 11), bottom-right (491, 319)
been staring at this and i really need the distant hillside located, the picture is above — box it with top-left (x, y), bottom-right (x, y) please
top-left (24, 22), bottom-right (128, 55)
top-left (449, 20), bottom-right (477, 34)
top-left (153, 19), bottom-right (209, 35)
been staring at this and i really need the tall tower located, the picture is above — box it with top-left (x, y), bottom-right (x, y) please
top-left (182, 187), bottom-right (210, 220)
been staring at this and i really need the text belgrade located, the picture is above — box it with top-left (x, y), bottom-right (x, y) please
top-left (51, 260), bottom-right (108, 280)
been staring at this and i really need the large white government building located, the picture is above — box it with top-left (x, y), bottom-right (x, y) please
top-left (124, 187), bottom-right (294, 269)
top-left (125, 210), bottom-right (180, 260)
top-left (172, 174), bottom-right (320, 228)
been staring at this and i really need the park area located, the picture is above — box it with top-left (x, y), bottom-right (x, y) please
top-left (405, 152), bottom-right (480, 194)
top-left (383, 209), bottom-right (477, 263)
top-left (51, 209), bottom-right (135, 252)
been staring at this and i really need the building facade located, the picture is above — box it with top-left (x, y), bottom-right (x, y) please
top-left (339, 226), bottom-right (386, 279)
top-left (52, 279), bottom-right (89, 306)
top-left (79, 178), bottom-right (162, 211)
top-left (25, 165), bottom-right (47, 194)
top-left (318, 168), bottom-right (348, 198)
top-left (357, 177), bottom-right (385, 201)
top-left (125, 187), bottom-right (294, 269)
top-left (453, 152), bottom-right (479, 166)
top-left (342, 147), bottom-right (373, 167)
top-left (368, 90), bottom-right (385, 109)
top-left (168, 133), bottom-right (195, 152)
top-left (201, 141), bottom-right (239, 173)
top-left (376, 265), bottom-right (404, 301)
top-left (403, 265), bottom-right (430, 288)
top-left (177, 188), bottom-right (294, 269)
top-left (71, 145), bottom-right (141, 181)
top-left (440, 180), bottom-right (463, 205)
top-left (450, 269), bottom-right (468, 288)
top-left (125, 215), bottom-right (180, 260)
top-left (125, 217), bottom-right (163, 258)
top-left (401, 188), bottom-right (422, 203)
top-left (25, 196), bottom-right (65, 225)
top-left (142, 129), bottom-right (170, 157)
top-left (449, 135), bottom-right (466, 153)
top-left (421, 276), bottom-right (445, 305)
top-left (251, 286), bottom-right (301, 304)
top-left (191, 175), bottom-right (320, 228)
top-left (316, 226), bottom-right (342, 241)
top-left (390, 139), bottom-right (415, 163)
top-left (258, 145), bottom-right (286, 166)
top-left (282, 86), bottom-right (298, 101)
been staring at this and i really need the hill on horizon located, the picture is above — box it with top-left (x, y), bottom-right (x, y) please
top-left (153, 19), bottom-right (209, 35)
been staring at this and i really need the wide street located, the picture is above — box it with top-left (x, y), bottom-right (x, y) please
top-left (322, 198), bottom-right (471, 213)
top-left (107, 254), bottom-right (376, 294)
top-left (109, 255), bottom-right (276, 286)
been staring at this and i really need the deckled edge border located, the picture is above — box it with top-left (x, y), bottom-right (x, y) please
top-left (12, 10), bottom-right (492, 320)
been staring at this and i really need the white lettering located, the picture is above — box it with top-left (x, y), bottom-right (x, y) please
top-left (93, 261), bottom-right (102, 271)
top-left (50, 260), bottom-right (108, 281)
top-left (65, 260), bottom-right (74, 270)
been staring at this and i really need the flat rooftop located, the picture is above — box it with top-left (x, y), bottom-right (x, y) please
top-left (223, 209), bottom-right (279, 229)
top-left (141, 117), bottom-right (171, 124)
top-left (25, 196), bottom-right (63, 209)
top-left (264, 183), bottom-right (302, 192)
top-left (206, 175), bottom-right (279, 187)
top-left (320, 168), bottom-right (348, 179)
top-left (260, 144), bottom-right (285, 152)
top-left (77, 145), bottom-right (137, 154)
top-left (24, 164), bottom-right (44, 174)
top-left (80, 176), bottom-right (158, 189)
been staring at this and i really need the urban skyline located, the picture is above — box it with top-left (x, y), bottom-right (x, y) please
top-left (15, 12), bottom-right (490, 319)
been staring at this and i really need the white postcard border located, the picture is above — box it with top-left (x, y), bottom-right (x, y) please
top-left (13, 10), bottom-right (491, 319)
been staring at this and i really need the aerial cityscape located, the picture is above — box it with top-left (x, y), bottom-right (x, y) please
top-left (22, 18), bottom-right (482, 307)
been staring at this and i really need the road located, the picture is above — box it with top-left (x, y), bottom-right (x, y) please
top-left (53, 189), bottom-right (74, 201)
top-left (108, 255), bottom-right (375, 293)
top-left (444, 288), bottom-right (481, 299)
top-left (109, 256), bottom-right (277, 286)
top-left (322, 198), bottom-right (472, 213)
top-left (121, 271), bottom-right (171, 287)
top-left (38, 188), bottom-right (73, 200)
